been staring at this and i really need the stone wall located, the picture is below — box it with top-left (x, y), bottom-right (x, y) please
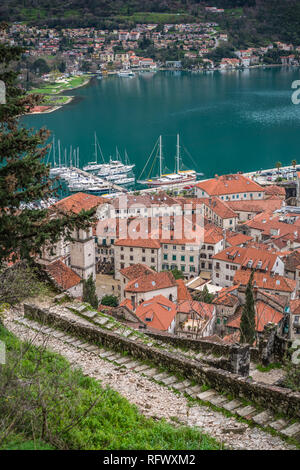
top-left (24, 303), bottom-right (300, 419)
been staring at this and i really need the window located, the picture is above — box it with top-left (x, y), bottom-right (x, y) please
top-left (142, 248), bottom-right (145, 253)
top-left (130, 256), bottom-right (133, 261)
top-left (190, 266), bottom-right (195, 272)
top-left (181, 265), bottom-right (185, 272)
top-left (130, 247), bottom-right (133, 252)
top-left (216, 273), bottom-right (219, 278)
top-left (151, 249), bottom-right (154, 254)
top-left (181, 255), bottom-right (185, 261)
top-left (173, 245), bottom-right (176, 250)
top-left (121, 255), bottom-right (124, 260)
top-left (151, 258), bottom-right (155, 263)
top-left (121, 263), bottom-right (125, 269)
top-left (164, 254), bottom-right (168, 260)
top-left (111, 239), bottom-right (114, 244)
top-left (209, 263), bottom-right (212, 270)
top-left (172, 255), bottom-right (176, 261)
top-left (190, 256), bottom-right (194, 262)
top-left (121, 247), bottom-right (124, 251)
top-left (142, 257), bottom-right (146, 262)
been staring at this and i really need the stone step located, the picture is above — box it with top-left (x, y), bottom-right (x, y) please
top-left (186, 385), bottom-right (203, 397)
top-left (94, 317), bottom-right (109, 326)
top-left (172, 380), bottom-right (192, 391)
top-left (121, 330), bottom-right (133, 338)
top-left (235, 405), bottom-right (257, 418)
top-left (104, 323), bottom-right (116, 330)
top-left (123, 361), bottom-right (140, 369)
top-left (160, 376), bottom-right (178, 386)
top-left (142, 368), bottom-right (159, 377)
top-left (134, 364), bottom-right (151, 373)
top-left (252, 411), bottom-right (274, 426)
top-left (99, 350), bottom-right (115, 358)
top-left (82, 310), bottom-right (98, 319)
top-left (280, 422), bottom-right (300, 439)
top-left (223, 399), bottom-right (242, 411)
top-left (115, 356), bottom-right (132, 365)
top-left (83, 344), bottom-right (99, 352)
top-left (269, 419), bottom-right (290, 432)
top-left (153, 372), bottom-right (170, 382)
top-left (209, 395), bottom-right (229, 406)
top-left (196, 390), bottom-right (217, 401)
top-left (107, 354), bottom-right (122, 362)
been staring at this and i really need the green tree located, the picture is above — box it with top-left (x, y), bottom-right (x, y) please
top-left (101, 294), bottom-right (118, 307)
top-left (82, 274), bottom-right (98, 309)
top-left (0, 33), bottom-right (94, 266)
top-left (240, 271), bottom-right (256, 345)
top-left (170, 268), bottom-right (184, 280)
top-left (276, 161), bottom-right (282, 178)
top-left (30, 58), bottom-right (50, 76)
top-left (193, 284), bottom-right (215, 304)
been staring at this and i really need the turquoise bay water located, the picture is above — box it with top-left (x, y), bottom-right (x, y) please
top-left (23, 69), bottom-right (300, 179)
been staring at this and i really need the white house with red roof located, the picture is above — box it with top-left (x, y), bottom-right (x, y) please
top-left (135, 295), bottom-right (177, 333)
top-left (195, 174), bottom-right (265, 202)
top-left (212, 246), bottom-right (284, 287)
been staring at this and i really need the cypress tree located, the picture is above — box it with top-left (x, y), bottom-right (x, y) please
top-left (82, 275), bottom-right (99, 309)
top-left (240, 270), bottom-right (256, 345)
top-left (0, 26), bottom-right (95, 266)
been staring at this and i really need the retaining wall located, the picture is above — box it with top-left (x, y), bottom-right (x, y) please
top-left (24, 303), bottom-right (300, 419)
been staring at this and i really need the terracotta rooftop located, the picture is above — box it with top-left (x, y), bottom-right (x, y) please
top-left (227, 197), bottom-right (282, 214)
top-left (212, 245), bottom-right (279, 271)
top-left (45, 259), bottom-right (81, 290)
top-left (53, 192), bottom-right (105, 214)
top-left (135, 295), bottom-right (177, 331)
top-left (176, 279), bottom-right (192, 301)
top-left (114, 238), bottom-right (161, 249)
top-left (226, 233), bottom-right (253, 247)
top-left (196, 174), bottom-right (265, 196)
top-left (119, 263), bottom-right (155, 280)
top-left (125, 271), bottom-right (177, 293)
top-left (234, 270), bottom-right (296, 293)
top-left (177, 300), bottom-right (214, 320)
top-left (202, 197), bottom-right (237, 219)
top-left (227, 301), bottom-right (283, 332)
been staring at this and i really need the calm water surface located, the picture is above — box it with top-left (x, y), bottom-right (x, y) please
top-left (23, 68), bottom-right (300, 179)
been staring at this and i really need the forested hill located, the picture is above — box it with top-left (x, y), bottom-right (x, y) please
top-left (1, 0), bottom-right (300, 45)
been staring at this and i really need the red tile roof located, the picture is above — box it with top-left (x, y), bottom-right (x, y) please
top-left (226, 233), bottom-right (253, 247)
top-left (176, 279), bottom-right (192, 301)
top-left (233, 270), bottom-right (296, 293)
top-left (119, 263), bottom-right (155, 280)
top-left (213, 245), bottom-right (278, 271)
top-left (135, 295), bottom-right (177, 331)
top-left (227, 197), bottom-right (282, 214)
top-left (125, 271), bottom-right (177, 293)
top-left (114, 238), bottom-right (161, 249)
top-left (53, 192), bottom-right (105, 214)
top-left (196, 174), bottom-right (265, 196)
top-left (227, 301), bottom-right (283, 332)
top-left (45, 259), bottom-right (81, 290)
top-left (202, 197), bottom-right (237, 219)
top-left (177, 300), bottom-right (214, 320)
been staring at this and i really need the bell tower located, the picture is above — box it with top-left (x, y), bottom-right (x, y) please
top-left (70, 227), bottom-right (95, 280)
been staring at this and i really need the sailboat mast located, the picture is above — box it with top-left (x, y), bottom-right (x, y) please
top-left (94, 132), bottom-right (98, 163)
top-left (159, 135), bottom-right (162, 177)
top-left (53, 136), bottom-right (56, 167)
top-left (58, 139), bottom-right (61, 168)
top-left (176, 134), bottom-right (180, 174)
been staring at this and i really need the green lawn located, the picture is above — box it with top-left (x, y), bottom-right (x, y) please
top-left (114, 11), bottom-right (194, 24)
top-left (29, 75), bottom-right (90, 95)
top-left (0, 325), bottom-right (223, 450)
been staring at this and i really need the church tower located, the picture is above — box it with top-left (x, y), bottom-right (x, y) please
top-left (70, 227), bottom-right (95, 280)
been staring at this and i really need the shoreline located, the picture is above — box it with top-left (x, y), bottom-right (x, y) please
top-left (27, 76), bottom-right (92, 115)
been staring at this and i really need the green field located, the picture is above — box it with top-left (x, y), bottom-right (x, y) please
top-left (29, 75), bottom-right (90, 95)
top-left (0, 325), bottom-right (222, 450)
top-left (114, 11), bottom-right (195, 24)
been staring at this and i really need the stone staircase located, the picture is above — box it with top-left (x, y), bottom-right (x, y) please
top-left (14, 314), bottom-right (300, 444)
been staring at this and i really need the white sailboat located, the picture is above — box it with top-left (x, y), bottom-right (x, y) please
top-left (138, 134), bottom-right (197, 187)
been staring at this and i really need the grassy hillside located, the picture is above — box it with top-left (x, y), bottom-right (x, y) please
top-left (0, 325), bottom-right (222, 450)
top-left (1, 1), bottom-right (300, 45)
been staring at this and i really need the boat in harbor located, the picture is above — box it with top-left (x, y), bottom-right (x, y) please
top-left (117, 69), bottom-right (135, 77)
top-left (138, 134), bottom-right (197, 188)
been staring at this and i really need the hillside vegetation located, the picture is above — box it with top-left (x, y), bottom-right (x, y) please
top-left (0, 324), bottom-right (222, 450)
top-left (1, 1), bottom-right (300, 45)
